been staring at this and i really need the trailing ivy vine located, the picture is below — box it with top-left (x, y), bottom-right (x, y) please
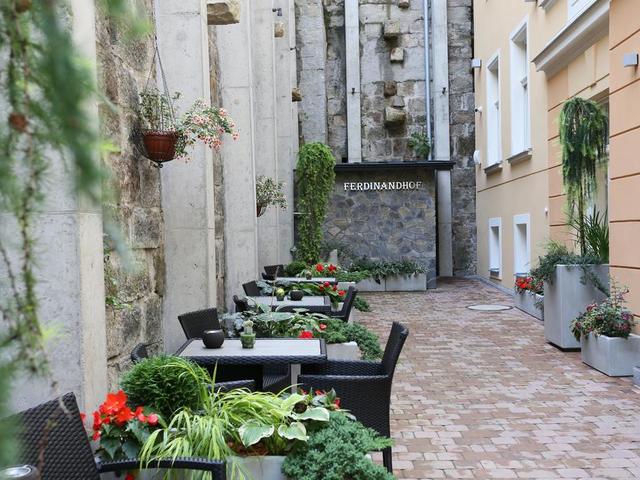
top-left (295, 143), bottom-right (336, 264)
top-left (559, 97), bottom-right (608, 256)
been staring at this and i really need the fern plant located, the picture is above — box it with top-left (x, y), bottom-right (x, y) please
top-left (295, 143), bottom-right (336, 264)
top-left (559, 97), bottom-right (608, 256)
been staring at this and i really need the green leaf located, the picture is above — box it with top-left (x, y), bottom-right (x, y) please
top-left (127, 420), bottom-right (150, 445)
top-left (122, 439), bottom-right (141, 459)
top-left (295, 407), bottom-right (330, 422)
top-left (99, 437), bottom-right (121, 460)
top-left (277, 422), bottom-right (308, 441)
top-left (238, 422), bottom-right (275, 447)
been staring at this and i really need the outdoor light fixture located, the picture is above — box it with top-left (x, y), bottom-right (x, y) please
top-left (623, 53), bottom-right (639, 68)
top-left (471, 58), bottom-right (482, 69)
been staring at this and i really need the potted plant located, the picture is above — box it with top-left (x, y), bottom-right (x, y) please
top-left (571, 285), bottom-right (640, 376)
top-left (139, 89), bottom-right (180, 163)
top-left (256, 176), bottom-right (287, 217)
top-left (539, 97), bottom-right (609, 349)
top-left (241, 320), bottom-right (256, 349)
top-left (514, 275), bottom-right (544, 321)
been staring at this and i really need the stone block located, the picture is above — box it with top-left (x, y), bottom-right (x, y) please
top-left (130, 207), bottom-right (162, 249)
top-left (390, 47), bottom-right (404, 63)
top-left (207, 0), bottom-right (240, 25)
top-left (383, 20), bottom-right (401, 39)
top-left (274, 21), bottom-right (285, 38)
top-left (398, 0), bottom-right (410, 8)
top-left (384, 107), bottom-right (406, 126)
top-left (384, 81), bottom-right (397, 97)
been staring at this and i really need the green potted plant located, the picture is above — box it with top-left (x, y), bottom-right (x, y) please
top-left (571, 284), bottom-right (640, 376)
top-left (256, 176), bottom-right (287, 217)
top-left (241, 320), bottom-right (256, 349)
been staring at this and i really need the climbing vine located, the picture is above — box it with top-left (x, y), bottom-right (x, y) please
top-left (559, 97), bottom-right (608, 256)
top-left (295, 143), bottom-right (336, 264)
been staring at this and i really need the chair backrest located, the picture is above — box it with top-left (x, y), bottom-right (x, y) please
top-left (337, 286), bottom-right (357, 320)
top-left (178, 308), bottom-right (220, 339)
top-left (242, 281), bottom-right (261, 297)
top-left (263, 264), bottom-right (284, 277)
top-left (131, 343), bottom-right (149, 363)
top-left (381, 322), bottom-right (409, 377)
top-left (2, 393), bottom-right (100, 479)
top-left (232, 295), bottom-right (250, 313)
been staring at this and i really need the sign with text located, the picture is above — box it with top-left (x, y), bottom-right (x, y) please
top-left (343, 181), bottom-right (423, 192)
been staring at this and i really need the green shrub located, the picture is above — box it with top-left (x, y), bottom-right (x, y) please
top-left (120, 356), bottom-right (207, 419)
top-left (321, 319), bottom-right (383, 360)
top-left (282, 412), bottom-right (394, 480)
top-left (284, 260), bottom-right (308, 277)
top-left (349, 258), bottom-right (425, 281)
top-left (354, 296), bottom-right (371, 312)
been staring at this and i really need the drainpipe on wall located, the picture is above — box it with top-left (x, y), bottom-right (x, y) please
top-left (345, 0), bottom-right (362, 163)
top-left (423, 0), bottom-right (432, 147)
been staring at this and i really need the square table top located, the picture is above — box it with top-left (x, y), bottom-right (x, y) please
top-left (273, 277), bottom-right (337, 284)
top-left (246, 295), bottom-right (331, 313)
top-left (176, 338), bottom-right (327, 366)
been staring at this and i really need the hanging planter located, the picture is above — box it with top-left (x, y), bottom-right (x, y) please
top-left (255, 176), bottom-right (287, 218)
top-left (257, 203), bottom-right (267, 217)
top-left (142, 130), bottom-right (179, 162)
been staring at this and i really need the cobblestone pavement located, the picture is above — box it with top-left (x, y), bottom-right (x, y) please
top-left (359, 278), bottom-right (640, 479)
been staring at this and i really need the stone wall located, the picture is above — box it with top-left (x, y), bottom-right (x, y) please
top-left (323, 169), bottom-right (437, 286)
top-left (96, 5), bottom-right (165, 388)
top-left (447, 0), bottom-right (476, 275)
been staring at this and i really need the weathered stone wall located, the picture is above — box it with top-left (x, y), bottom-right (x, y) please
top-left (323, 169), bottom-right (436, 286)
top-left (96, 4), bottom-right (165, 388)
top-left (448, 0), bottom-right (476, 275)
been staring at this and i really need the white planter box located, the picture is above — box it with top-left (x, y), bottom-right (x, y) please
top-left (327, 341), bottom-right (361, 360)
top-left (514, 291), bottom-right (544, 321)
top-left (543, 264), bottom-right (609, 349)
top-left (228, 455), bottom-right (286, 480)
top-left (385, 273), bottom-right (427, 292)
top-left (355, 278), bottom-right (386, 292)
top-left (581, 333), bottom-right (640, 377)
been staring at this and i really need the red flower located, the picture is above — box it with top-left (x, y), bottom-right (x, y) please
top-left (315, 389), bottom-right (323, 396)
top-left (125, 474), bottom-right (135, 480)
top-left (147, 414), bottom-right (159, 426)
top-left (334, 398), bottom-right (341, 408)
top-left (328, 264), bottom-right (337, 272)
top-left (92, 411), bottom-right (102, 431)
top-left (80, 412), bottom-right (86, 423)
top-left (298, 331), bottom-right (314, 339)
top-left (134, 406), bottom-right (146, 423)
top-left (114, 406), bottom-right (135, 426)
top-left (338, 290), bottom-right (346, 297)
top-left (315, 263), bottom-right (324, 273)
top-left (100, 390), bottom-right (128, 416)
top-left (319, 323), bottom-right (327, 330)
top-left (318, 285), bottom-right (325, 291)
top-left (323, 281), bottom-right (330, 287)
top-left (92, 431), bottom-right (101, 441)
top-left (332, 285), bottom-right (337, 291)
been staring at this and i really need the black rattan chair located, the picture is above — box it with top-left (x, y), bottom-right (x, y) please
top-left (262, 365), bottom-right (291, 394)
top-left (131, 343), bottom-right (148, 363)
top-left (232, 295), bottom-right (250, 313)
top-left (330, 286), bottom-right (357, 322)
top-left (2, 392), bottom-right (226, 479)
top-left (242, 281), bottom-right (262, 296)
top-left (262, 264), bottom-right (284, 281)
top-left (299, 321), bottom-right (409, 473)
top-left (178, 307), bottom-right (220, 339)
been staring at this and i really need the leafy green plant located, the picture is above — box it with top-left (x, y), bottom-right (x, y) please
top-left (350, 258), bottom-right (425, 282)
top-left (318, 319), bottom-right (383, 360)
top-left (284, 260), bottom-right (308, 276)
top-left (559, 97), bottom-right (608, 256)
top-left (335, 270), bottom-right (372, 283)
top-left (568, 210), bottom-right (609, 263)
top-left (354, 296), bottom-right (371, 312)
top-left (295, 143), bottom-right (336, 264)
top-left (139, 88), bottom-right (179, 131)
top-left (571, 284), bottom-right (634, 340)
top-left (407, 130), bottom-right (431, 159)
top-left (256, 175), bottom-right (288, 214)
top-left (282, 411), bottom-right (395, 480)
top-left (120, 356), bottom-right (208, 419)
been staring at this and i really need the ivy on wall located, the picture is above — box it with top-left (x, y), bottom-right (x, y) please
top-left (295, 143), bottom-right (336, 264)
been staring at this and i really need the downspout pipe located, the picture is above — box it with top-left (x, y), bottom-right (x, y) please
top-left (423, 0), bottom-right (432, 154)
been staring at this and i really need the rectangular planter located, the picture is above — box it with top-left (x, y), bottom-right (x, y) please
top-left (385, 273), bottom-right (427, 292)
top-left (514, 291), bottom-right (544, 321)
top-left (355, 278), bottom-right (386, 292)
top-left (291, 342), bottom-right (361, 387)
top-left (581, 333), bottom-right (640, 377)
top-left (228, 455), bottom-right (286, 480)
top-left (543, 264), bottom-right (609, 350)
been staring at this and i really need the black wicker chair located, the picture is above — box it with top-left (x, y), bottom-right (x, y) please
top-left (2, 392), bottom-right (226, 479)
top-left (262, 365), bottom-right (291, 394)
top-left (299, 321), bottom-right (409, 473)
top-left (330, 286), bottom-right (357, 322)
top-left (130, 343), bottom-right (148, 363)
top-left (242, 281), bottom-right (262, 296)
top-left (262, 264), bottom-right (284, 281)
top-left (178, 307), bottom-right (220, 339)
top-left (232, 295), bottom-right (250, 313)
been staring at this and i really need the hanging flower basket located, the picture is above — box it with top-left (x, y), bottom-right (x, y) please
top-left (257, 203), bottom-right (267, 217)
top-left (142, 130), bottom-right (179, 162)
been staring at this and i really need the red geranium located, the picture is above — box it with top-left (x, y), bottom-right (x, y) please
top-left (298, 331), bottom-right (314, 339)
top-left (315, 263), bottom-right (324, 273)
top-left (328, 264), bottom-right (337, 273)
top-left (319, 323), bottom-right (327, 330)
top-left (338, 290), bottom-right (346, 297)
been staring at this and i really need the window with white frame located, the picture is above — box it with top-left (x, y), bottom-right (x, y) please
top-left (513, 214), bottom-right (530, 275)
top-left (510, 23), bottom-right (530, 155)
top-left (489, 218), bottom-right (502, 277)
top-left (486, 55), bottom-right (501, 166)
top-left (568, 0), bottom-right (596, 22)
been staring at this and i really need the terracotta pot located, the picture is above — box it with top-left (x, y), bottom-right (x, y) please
top-left (142, 130), bottom-right (179, 162)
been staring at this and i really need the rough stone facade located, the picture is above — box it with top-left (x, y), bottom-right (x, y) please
top-left (447, 0), bottom-right (476, 276)
top-left (323, 169), bottom-right (437, 286)
top-left (96, 4), bottom-right (165, 388)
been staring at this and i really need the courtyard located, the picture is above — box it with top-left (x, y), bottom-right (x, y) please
top-left (362, 280), bottom-right (640, 479)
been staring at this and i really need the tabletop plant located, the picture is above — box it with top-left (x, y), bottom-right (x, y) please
top-left (256, 175), bottom-right (288, 217)
top-left (571, 284), bottom-right (635, 341)
top-left (241, 320), bottom-right (256, 349)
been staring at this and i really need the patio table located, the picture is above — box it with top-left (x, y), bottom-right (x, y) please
top-left (176, 338), bottom-right (327, 390)
top-left (272, 277), bottom-right (337, 285)
top-left (246, 295), bottom-right (332, 313)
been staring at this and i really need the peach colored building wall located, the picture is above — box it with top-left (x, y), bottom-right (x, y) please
top-left (609, 0), bottom-right (640, 320)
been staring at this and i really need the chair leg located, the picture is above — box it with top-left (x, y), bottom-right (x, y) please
top-left (382, 446), bottom-right (393, 473)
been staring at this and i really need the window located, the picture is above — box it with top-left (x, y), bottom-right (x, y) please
top-left (513, 214), bottom-right (530, 275)
top-left (568, 0), bottom-right (596, 22)
top-left (486, 54), bottom-right (501, 166)
top-left (489, 218), bottom-right (502, 278)
top-left (510, 22), bottom-right (530, 155)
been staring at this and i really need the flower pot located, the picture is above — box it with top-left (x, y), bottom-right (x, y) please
top-left (228, 456), bottom-right (286, 480)
top-left (326, 341), bottom-right (361, 360)
top-left (142, 130), bottom-right (179, 162)
top-left (289, 290), bottom-right (304, 301)
top-left (580, 333), bottom-right (640, 376)
top-left (355, 278), bottom-right (386, 292)
top-left (543, 264), bottom-right (609, 349)
top-left (202, 329), bottom-right (225, 349)
top-left (241, 333), bottom-right (256, 349)
top-left (385, 273), bottom-right (427, 292)
top-left (514, 291), bottom-right (544, 321)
